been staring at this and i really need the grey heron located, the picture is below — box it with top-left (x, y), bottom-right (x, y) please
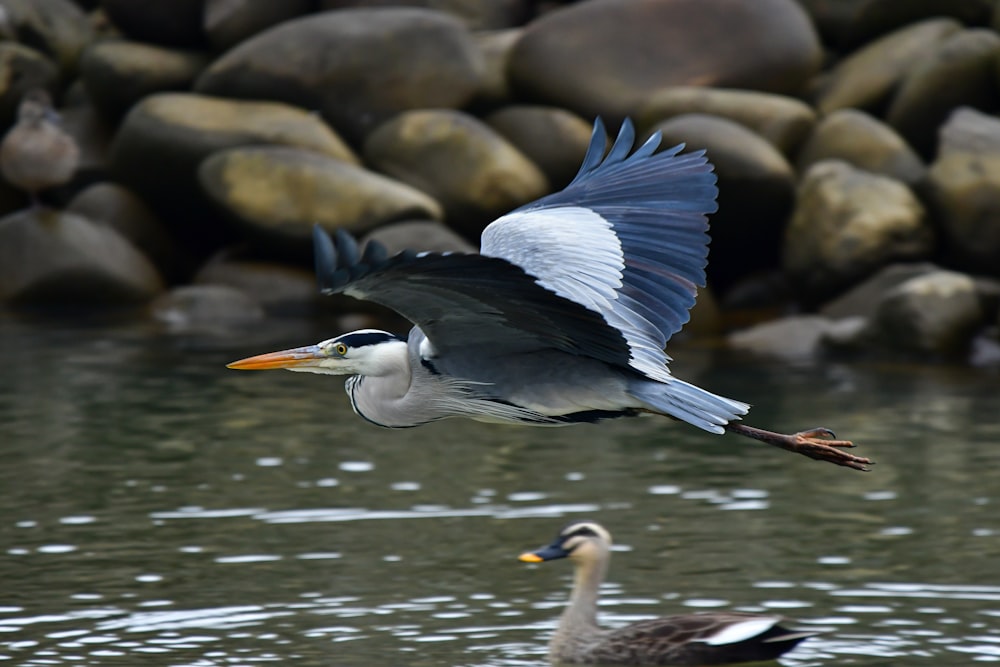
top-left (518, 521), bottom-right (817, 665)
top-left (228, 118), bottom-right (871, 471)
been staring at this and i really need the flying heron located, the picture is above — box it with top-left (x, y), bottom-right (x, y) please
top-left (228, 118), bottom-right (871, 471)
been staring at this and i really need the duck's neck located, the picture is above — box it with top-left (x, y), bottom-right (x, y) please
top-left (559, 553), bottom-right (608, 634)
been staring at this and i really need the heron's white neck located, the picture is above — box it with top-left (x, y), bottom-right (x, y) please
top-left (352, 340), bottom-right (409, 377)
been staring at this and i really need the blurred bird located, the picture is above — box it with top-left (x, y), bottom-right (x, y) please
top-left (0, 89), bottom-right (79, 207)
top-left (228, 118), bottom-right (870, 471)
top-left (519, 521), bottom-right (817, 665)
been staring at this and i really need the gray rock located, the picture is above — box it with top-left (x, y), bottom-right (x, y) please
top-left (319, 0), bottom-right (530, 30)
top-left (80, 40), bottom-right (209, 121)
top-left (194, 253), bottom-right (319, 317)
top-left (152, 285), bottom-right (265, 332)
top-left (485, 105), bottom-right (593, 189)
top-left (508, 0), bottom-right (821, 122)
top-left (0, 43), bottom-right (60, 128)
top-left (820, 262), bottom-right (940, 319)
top-left (195, 8), bottom-right (484, 144)
top-left (728, 315), bottom-right (867, 360)
top-left (364, 109), bottom-right (547, 237)
top-left (0, 0), bottom-right (93, 74)
top-left (870, 270), bottom-right (984, 356)
top-left (102, 0), bottom-right (204, 47)
top-left (360, 220), bottom-right (476, 255)
top-left (57, 102), bottom-right (114, 187)
top-left (472, 28), bottom-right (522, 108)
top-left (67, 182), bottom-right (181, 279)
top-left (637, 87), bottom-right (817, 156)
top-left (0, 208), bottom-right (163, 304)
top-left (938, 106), bottom-right (1000, 158)
top-left (886, 29), bottom-right (1000, 158)
top-left (203, 0), bottom-right (314, 52)
top-left (796, 109), bottom-right (925, 186)
top-left (198, 145), bottom-right (443, 247)
top-left (812, 18), bottom-right (962, 114)
top-left (784, 160), bottom-right (933, 304)
top-left (649, 113), bottom-right (795, 293)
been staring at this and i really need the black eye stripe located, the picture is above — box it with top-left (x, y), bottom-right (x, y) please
top-left (335, 332), bottom-right (402, 348)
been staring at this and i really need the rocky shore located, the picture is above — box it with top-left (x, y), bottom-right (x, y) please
top-left (1, 0), bottom-right (999, 365)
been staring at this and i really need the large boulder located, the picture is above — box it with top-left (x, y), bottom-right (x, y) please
top-left (198, 145), bottom-right (443, 250)
top-left (152, 285), bottom-right (266, 332)
top-left (649, 113), bottom-right (795, 294)
top-left (886, 29), bottom-right (1000, 158)
top-left (507, 0), bottom-right (821, 123)
top-left (637, 87), bottom-right (817, 156)
top-left (812, 18), bottom-right (962, 114)
top-left (195, 8), bottom-right (484, 144)
top-left (0, 208), bottom-right (163, 304)
top-left (194, 251), bottom-right (320, 317)
top-left (484, 105), bottom-right (593, 189)
top-left (796, 109), bottom-right (925, 186)
top-left (364, 109), bottom-right (548, 237)
top-left (784, 160), bottom-right (933, 304)
top-left (80, 40), bottom-right (209, 121)
top-left (203, 0), bottom-right (314, 52)
top-left (473, 28), bottom-right (522, 108)
top-left (0, 0), bottom-right (93, 74)
top-left (728, 315), bottom-right (866, 360)
top-left (319, 0), bottom-right (530, 30)
top-left (360, 220), bottom-right (477, 255)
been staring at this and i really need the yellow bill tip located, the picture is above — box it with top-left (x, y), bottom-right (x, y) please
top-left (518, 552), bottom-right (543, 563)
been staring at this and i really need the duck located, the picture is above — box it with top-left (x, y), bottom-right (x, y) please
top-left (519, 521), bottom-right (816, 665)
top-left (0, 89), bottom-right (79, 207)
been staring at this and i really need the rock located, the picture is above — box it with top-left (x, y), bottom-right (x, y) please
top-left (359, 219), bottom-right (477, 255)
top-left (195, 8), bottom-right (484, 144)
top-left (637, 87), bottom-right (817, 156)
top-left (319, 0), bottom-right (530, 30)
top-left (363, 109), bottom-right (548, 237)
top-left (152, 284), bottom-right (265, 331)
top-left (472, 28), bottom-right (522, 108)
top-left (925, 147), bottom-right (1000, 275)
top-left (820, 262), bottom-right (939, 319)
top-left (728, 314), bottom-right (867, 360)
top-left (193, 251), bottom-right (321, 317)
top-left (649, 113), bottom-right (795, 293)
top-left (870, 270), bottom-right (984, 356)
top-left (203, 0), bottom-right (313, 52)
top-left (800, 0), bottom-right (993, 50)
top-left (485, 105), bottom-right (593, 189)
top-left (101, 0), bottom-right (205, 47)
top-left (0, 208), bottom-right (163, 304)
top-left (109, 93), bottom-right (358, 251)
top-left (67, 181), bottom-right (182, 279)
top-left (885, 29), bottom-right (1000, 158)
top-left (937, 106), bottom-right (1000, 158)
top-left (812, 18), bottom-right (962, 114)
top-left (784, 160), bottom-right (933, 304)
top-left (796, 109), bottom-right (925, 186)
top-left (57, 101), bottom-right (113, 187)
top-left (508, 0), bottom-right (821, 122)
top-left (0, 0), bottom-right (93, 74)
top-left (0, 43), bottom-right (60, 128)
top-left (198, 145), bottom-right (443, 250)
top-left (80, 40), bottom-right (209, 121)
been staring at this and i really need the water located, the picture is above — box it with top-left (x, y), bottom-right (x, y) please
top-left (2, 312), bottom-right (999, 666)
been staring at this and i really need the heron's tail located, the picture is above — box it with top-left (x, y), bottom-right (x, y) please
top-left (628, 379), bottom-right (750, 434)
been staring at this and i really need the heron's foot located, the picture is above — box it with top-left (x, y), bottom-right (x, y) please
top-left (725, 423), bottom-right (873, 471)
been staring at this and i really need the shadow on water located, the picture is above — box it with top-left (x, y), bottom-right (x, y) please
top-left (1, 313), bottom-right (999, 665)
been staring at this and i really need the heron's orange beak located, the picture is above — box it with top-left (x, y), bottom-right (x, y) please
top-left (227, 345), bottom-right (324, 371)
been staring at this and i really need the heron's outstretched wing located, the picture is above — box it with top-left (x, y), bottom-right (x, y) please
top-left (480, 118), bottom-right (717, 382)
top-left (313, 227), bottom-right (631, 366)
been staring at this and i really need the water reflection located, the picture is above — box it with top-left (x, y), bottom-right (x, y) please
top-left (1, 314), bottom-right (1000, 665)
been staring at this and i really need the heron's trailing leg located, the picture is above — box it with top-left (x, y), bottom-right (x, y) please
top-left (725, 423), bottom-right (872, 471)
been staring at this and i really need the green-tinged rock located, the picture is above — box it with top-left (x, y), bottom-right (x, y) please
top-left (364, 109), bottom-right (548, 237)
top-left (485, 105), bottom-right (593, 189)
top-left (203, 0), bottom-right (313, 51)
top-left (0, 0), bottom-right (93, 74)
top-left (198, 145), bottom-right (443, 246)
top-left (508, 0), bottom-right (821, 122)
top-left (81, 40), bottom-right (209, 120)
top-left (195, 8), bottom-right (484, 144)
top-left (926, 151), bottom-right (1000, 275)
top-left (638, 87), bottom-right (816, 156)
top-left (0, 208), bottom-right (163, 304)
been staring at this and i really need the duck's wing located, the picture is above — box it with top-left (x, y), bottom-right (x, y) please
top-left (594, 613), bottom-right (815, 664)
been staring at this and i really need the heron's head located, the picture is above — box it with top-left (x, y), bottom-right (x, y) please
top-left (227, 329), bottom-right (407, 377)
top-left (518, 521), bottom-right (612, 565)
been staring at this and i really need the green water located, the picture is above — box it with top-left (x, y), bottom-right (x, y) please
top-left (1, 312), bottom-right (999, 666)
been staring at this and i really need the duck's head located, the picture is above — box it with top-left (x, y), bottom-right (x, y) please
top-left (519, 521), bottom-right (612, 565)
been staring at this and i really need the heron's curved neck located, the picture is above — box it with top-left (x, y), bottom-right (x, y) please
top-left (345, 342), bottom-right (418, 426)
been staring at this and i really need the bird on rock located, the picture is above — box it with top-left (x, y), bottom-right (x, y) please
top-left (228, 117), bottom-right (871, 471)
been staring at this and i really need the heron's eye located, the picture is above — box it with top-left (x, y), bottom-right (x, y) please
top-left (335, 343), bottom-right (348, 356)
